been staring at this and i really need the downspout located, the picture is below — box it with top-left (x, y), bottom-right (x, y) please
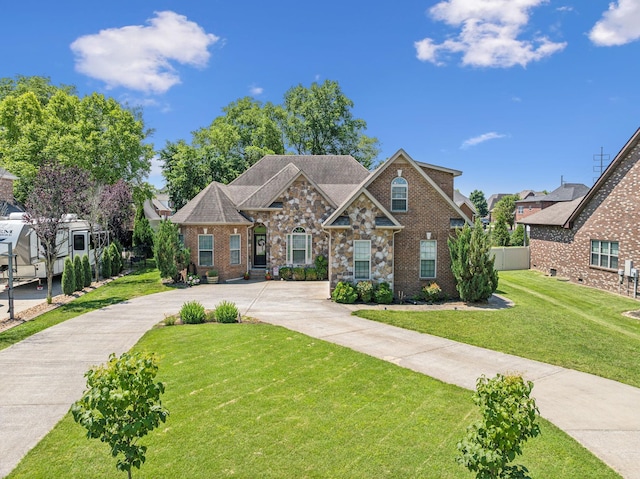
top-left (246, 225), bottom-right (251, 273)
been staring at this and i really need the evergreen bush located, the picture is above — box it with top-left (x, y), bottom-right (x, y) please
top-left (305, 266), bottom-right (318, 281)
top-left (292, 267), bottom-right (306, 281)
top-left (215, 300), bottom-right (239, 323)
top-left (73, 255), bottom-right (84, 292)
top-left (331, 281), bottom-right (358, 304)
top-left (62, 257), bottom-right (75, 295)
top-left (82, 254), bottom-right (92, 288)
top-left (180, 300), bottom-right (206, 324)
top-left (101, 248), bottom-right (112, 279)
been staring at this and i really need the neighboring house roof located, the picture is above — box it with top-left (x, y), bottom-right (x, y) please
top-left (564, 127), bottom-right (640, 228)
top-left (453, 191), bottom-right (477, 214)
top-left (517, 197), bottom-right (584, 226)
top-left (143, 200), bottom-right (162, 221)
top-left (0, 168), bottom-right (18, 181)
top-left (487, 193), bottom-right (512, 211)
top-left (516, 183), bottom-right (589, 204)
top-left (171, 182), bottom-right (252, 225)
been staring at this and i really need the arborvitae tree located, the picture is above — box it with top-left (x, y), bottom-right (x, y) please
top-left (492, 217), bottom-right (511, 247)
top-left (511, 224), bottom-right (527, 246)
top-left (101, 248), bottom-right (112, 279)
top-left (132, 201), bottom-right (154, 258)
top-left (448, 220), bottom-right (499, 302)
top-left (82, 254), bottom-right (92, 288)
top-left (154, 220), bottom-right (180, 280)
top-left (73, 255), bottom-right (84, 292)
top-left (109, 242), bottom-right (122, 275)
top-left (62, 257), bottom-right (76, 296)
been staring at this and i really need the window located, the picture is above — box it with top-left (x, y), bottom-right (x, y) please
top-left (73, 234), bottom-right (85, 251)
top-left (286, 227), bottom-right (311, 265)
top-left (517, 206), bottom-right (524, 214)
top-left (391, 177), bottom-right (408, 212)
top-left (230, 234), bottom-right (241, 265)
top-left (420, 240), bottom-right (437, 278)
top-left (590, 240), bottom-right (618, 269)
top-left (178, 234), bottom-right (185, 246)
top-left (198, 234), bottom-right (214, 266)
top-left (354, 240), bottom-right (371, 280)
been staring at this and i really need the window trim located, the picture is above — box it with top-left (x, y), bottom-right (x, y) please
top-left (286, 227), bottom-right (311, 265)
top-left (230, 234), bottom-right (241, 265)
top-left (354, 239), bottom-right (371, 281)
top-left (420, 240), bottom-right (437, 279)
top-left (198, 234), bottom-right (214, 267)
top-left (590, 239), bottom-right (619, 270)
top-left (391, 177), bottom-right (408, 212)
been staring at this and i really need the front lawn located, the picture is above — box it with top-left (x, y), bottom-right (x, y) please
top-left (8, 323), bottom-right (618, 478)
top-left (356, 270), bottom-right (640, 388)
top-left (0, 263), bottom-right (171, 351)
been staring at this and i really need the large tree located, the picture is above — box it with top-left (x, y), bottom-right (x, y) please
top-left (469, 189), bottom-right (489, 218)
top-left (24, 162), bottom-right (91, 303)
top-left (493, 194), bottom-right (519, 228)
top-left (282, 79), bottom-right (379, 167)
top-left (0, 76), bottom-right (153, 202)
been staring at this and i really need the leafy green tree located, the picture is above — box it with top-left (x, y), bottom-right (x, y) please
top-left (492, 217), bottom-right (511, 247)
top-left (469, 189), bottom-right (489, 218)
top-left (73, 255), bottom-right (84, 292)
top-left (0, 76), bottom-right (153, 202)
top-left (493, 195), bottom-right (519, 229)
top-left (82, 254), bottom-right (92, 288)
top-left (154, 220), bottom-right (181, 280)
top-left (62, 257), bottom-right (75, 296)
top-left (448, 220), bottom-right (498, 302)
top-left (71, 352), bottom-right (169, 479)
top-left (282, 79), bottom-right (379, 167)
top-left (511, 224), bottom-right (527, 246)
top-left (132, 202), bottom-right (154, 258)
top-left (457, 373), bottom-right (540, 478)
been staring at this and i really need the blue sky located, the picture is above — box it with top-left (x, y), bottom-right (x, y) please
top-left (3, 1), bottom-right (640, 198)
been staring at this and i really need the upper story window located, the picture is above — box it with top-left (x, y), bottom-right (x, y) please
top-left (391, 177), bottom-right (408, 212)
top-left (590, 240), bottom-right (618, 269)
top-left (517, 206), bottom-right (524, 214)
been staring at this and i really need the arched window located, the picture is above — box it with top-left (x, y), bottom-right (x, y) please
top-left (391, 177), bottom-right (408, 212)
top-left (287, 227), bottom-right (311, 265)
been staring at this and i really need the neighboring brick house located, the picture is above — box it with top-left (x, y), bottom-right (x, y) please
top-left (454, 191), bottom-right (477, 221)
top-left (171, 150), bottom-right (471, 297)
top-left (519, 127), bottom-right (640, 297)
top-left (515, 183), bottom-right (589, 223)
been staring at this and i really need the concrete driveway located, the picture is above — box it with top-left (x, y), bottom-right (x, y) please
top-left (0, 280), bottom-right (639, 478)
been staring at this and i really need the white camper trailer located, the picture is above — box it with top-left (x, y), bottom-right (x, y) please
top-left (0, 213), bottom-right (105, 280)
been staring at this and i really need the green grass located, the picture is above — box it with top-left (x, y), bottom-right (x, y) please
top-left (0, 264), bottom-right (171, 351)
top-left (356, 270), bottom-right (640, 387)
top-left (8, 324), bottom-right (619, 478)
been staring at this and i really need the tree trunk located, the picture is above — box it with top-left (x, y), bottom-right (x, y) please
top-left (46, 258), bottom-right (54, 304)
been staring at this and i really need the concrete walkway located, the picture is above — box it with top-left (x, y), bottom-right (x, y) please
top-left (1, 281), bottom-right (639, 478)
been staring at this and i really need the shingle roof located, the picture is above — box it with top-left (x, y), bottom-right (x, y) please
top-left (517, 197), bottom-right (584, 226)
top-left (516, 183), bottom-right (589, 204)
top-left (171, 182), bottom-right (251, 225)
top-left (236, 163), bottom-right (301, 209)
top-left (453, 191), bottom-right (477, 214)
top-left (487, 193), bottom-right (512, 211)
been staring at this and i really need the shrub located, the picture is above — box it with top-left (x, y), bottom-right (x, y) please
top-left (205, 310), bottom-right (217, 322)
top-left (62, 257), bottom-right (75, 295)
top-left (331, 281), bottom-right (358, 304)
top-left (82, 254), bottom-right (92, 288)
top-left (180, 300), bottom-right (206, 324)
top-left (207, 269), bottom-right (218, 277)
top-left (109, 242), bottom-right (123, 275)
top-left (279, 267), bottom-right (292, 280)
top-left (292, 267), bottom-right (306, 281)
top-left (163, 315), bottom-right (176, 326)
top-left (422, 282), bottom-right (442, 304)
top-left (215, 300), bottom-right (239, 323)
top-left (356, 281), bottom-right (374, 303)
top-left (185, 273), bottom-right (200, 287)
top-left (101, 248), bottom-right (112, 279)
top-left (73, 255), bottom-right (84, 292)
top-left (315, 255), bottom-right (328, 280)
top-left (374, 282), bottom-right (394, 304)
top-left (305, 267), bottom-right (318, 281)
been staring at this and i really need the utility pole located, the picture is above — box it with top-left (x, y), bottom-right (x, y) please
top-left (593, 147), bottom-right (610, 183)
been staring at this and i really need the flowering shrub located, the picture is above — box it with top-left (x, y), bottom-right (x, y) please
top-left (422, 282), bottom-right (442, 303)
top-left (186, 274), bottom-right (200, 287)
top-left (356, 281), bottom-right (374, 303)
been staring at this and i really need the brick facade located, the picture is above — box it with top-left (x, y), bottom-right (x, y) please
top-left (529, 137), bottom-right (640, 297)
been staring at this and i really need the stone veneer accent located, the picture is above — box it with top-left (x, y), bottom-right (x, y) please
top-left (328, 193), bottom-right (394, 286)
top-left (529, 142), bottom-right (640, 297)
top-left (0, 178), bottom-right (13, 204)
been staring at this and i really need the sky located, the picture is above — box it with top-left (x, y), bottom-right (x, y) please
top-left (2, 0), bottom-right (640, 198)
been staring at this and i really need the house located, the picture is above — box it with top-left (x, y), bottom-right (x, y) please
top-left (515, 183), bottom-right (589, 223)
top-left (143, 194), bottom-right (174, 230)
top-left (171, 150), bottom-right (471, 297)
top-left (519, 127), bottom-right (640, 297)
top-left (0, 168), bottom-right (22, 217)
top-left (454, 191), bottom-right (477, 221)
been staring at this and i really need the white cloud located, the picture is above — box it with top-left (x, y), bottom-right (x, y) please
top-left (415, 0), bottom-right (567, 67)
top-left (461, 132), bottom-right (507, 149)
top-left (249, 85), bottom-right (264, 96)
top-left (589, 0), bottom-right (640, 46)
top-left (71, 11), bottom-right (219, 94)
top-left (556, 6), bottom-right (574, 12)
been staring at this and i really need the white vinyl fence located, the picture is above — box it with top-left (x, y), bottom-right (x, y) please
top-left (490, 247), bottom-right (530, 271)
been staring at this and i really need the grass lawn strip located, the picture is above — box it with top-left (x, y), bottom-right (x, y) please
top-left (356, 270), bottom-right (640, 388)
top-left (8, 324), bottom-right (620, 478)
top-left (0, 264), bottom-right (171, 351)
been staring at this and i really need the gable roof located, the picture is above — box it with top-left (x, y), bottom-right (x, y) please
top-left (454, 190), bottom-right (477, 214)
top-left (322, 188), bottom-right (403, 229)
top-left (564, 127), bottom-right (640, 228)
top-left (171, 182), bottom-right (251, 225)
top-left (487, 193), bottom-right (512, 211)
top-left (517, 196), bottom-right (584, 226)
top-left (516, 183), bottom-right (589, 204)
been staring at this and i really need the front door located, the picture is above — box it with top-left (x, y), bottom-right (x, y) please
top-left (253, 230), bottom-right (267, 267)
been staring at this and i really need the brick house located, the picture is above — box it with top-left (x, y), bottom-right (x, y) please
top-left (519, 127), bottom-right (640, 297)
top-left (454, 191), bottom-right (477, 221)
top-left (515, 183), bottom-right (588, 223)
top-left (171, 150), bottom-right (471, 297)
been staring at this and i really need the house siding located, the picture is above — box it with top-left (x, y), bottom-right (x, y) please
top-left (0, 178), bottom-right (13, 204)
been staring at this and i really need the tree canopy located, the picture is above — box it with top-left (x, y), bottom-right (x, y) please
top-left (469, 189), bottom-right (488, 218)
top-left (493, 194), bottom-right (519, 228)
top-left (0, 76), bottom-right (153, 202)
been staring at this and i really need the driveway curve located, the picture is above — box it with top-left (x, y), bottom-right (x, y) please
top-left (0, 281), bottom-right (639, 478)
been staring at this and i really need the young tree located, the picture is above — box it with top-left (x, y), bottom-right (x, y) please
top-left (154, 220), bottom-right (181, 280)
top-left (492, 217), bottom-right (511, 247)
top-left (101, 248), bottom-right (112, 279)
top-left (132, 201), bottom-right (154, 259)
top-left (493, 194), bottom-right (519, 229)
top-left (73, 255), bottom-right (84, 292)
top-left (82, 254), bottom-right (92, 288)
top-left (24, 162), bottom-right (90, 303)
top-left (457, 373), bottom-right (540, 478)
top-left (62, 257), bottom-right (75, 296)
top-left (511, 224), bottom-right (527, 246)
top-left (71, 352), bottom-right (169, 479)
top-left (448, 220), bottom-right (498, 302)
top-left (469, 189), bottom-right (489, 218)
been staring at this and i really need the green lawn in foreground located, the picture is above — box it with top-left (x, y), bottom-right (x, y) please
top-left (0, 263), bottom-right (171, 351)
top-left (7, 324), bottom-right (618, 478)
top-left (356, 270), bottom-right (640, 388)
